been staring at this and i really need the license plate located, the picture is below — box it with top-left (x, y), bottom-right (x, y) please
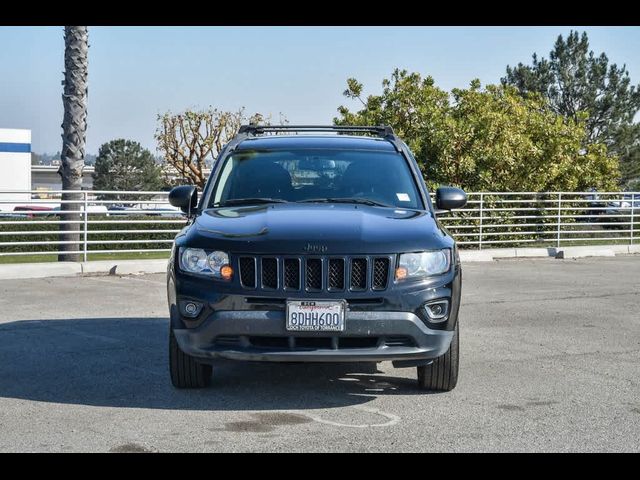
top-left (286, 300), bottom-right (346, 332)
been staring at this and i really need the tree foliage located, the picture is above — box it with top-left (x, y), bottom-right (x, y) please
top-left (502, 30), bottom-right (640, 188)
top-left (335, 69), bottom-right (619, 192)
top-left (155, 108), bottom-right (266, 189)
top-left (92, 139), bottom-right (163, 198)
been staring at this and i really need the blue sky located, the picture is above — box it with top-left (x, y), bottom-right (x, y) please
top-left (1, 26), bottom-right (639, 154)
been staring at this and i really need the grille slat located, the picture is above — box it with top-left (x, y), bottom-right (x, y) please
top-left (284, 258), bottom-right (300, 290)
top-left (305, 258), bottom-right (322, 291)
top-left (372, 257), bottom-right (390, 290)
top-left (350, 258), bottom-right (367, 290)
top-left (239, 257), bottom-right (256, 288)
top-left (261, 258), bottom-right (278, 289)
top-left (328, 258), bottom-right (345, 290)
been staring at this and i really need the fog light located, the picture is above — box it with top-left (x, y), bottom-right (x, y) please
top-left (185, 303), bottom-right (198, 315)
top-left (423, 300), bottom-right (449, 322)
top-left (180, 300), bottom-right (203, 318)
top-left (220, 264), bottom-right (233, 281)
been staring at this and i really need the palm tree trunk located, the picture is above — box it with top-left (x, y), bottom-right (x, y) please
top-left (58, 26), bottom-right (88, 262)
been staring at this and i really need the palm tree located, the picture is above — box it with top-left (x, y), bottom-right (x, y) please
top-left (58, 26), bottom-right (88, 262)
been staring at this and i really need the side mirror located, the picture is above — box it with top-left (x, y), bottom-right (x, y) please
top-left (435, 186), bottom-right (467, 210)
top-left (168, 185), bottom-right (198, 215)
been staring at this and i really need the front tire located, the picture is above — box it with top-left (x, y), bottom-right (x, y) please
top-left (169, 328), bottom-right (212, 388)
top-left (417, 325), bottom-right (459, 392)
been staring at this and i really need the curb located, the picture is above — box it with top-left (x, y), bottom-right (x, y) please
top-left (80, 259), bottom-right (168, 276)
top-left (461, 244), bottom-right (639, 262)
top-left (0, 259), bottom-right (167, 280)
top-left (0, 262), bottom-right (82, 279)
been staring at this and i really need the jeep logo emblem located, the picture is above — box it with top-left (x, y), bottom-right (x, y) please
top-left (303, 242), bottom-right (328, 253)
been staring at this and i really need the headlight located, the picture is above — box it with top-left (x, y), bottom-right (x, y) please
top-left (396, 249), bottom-right (451, 280)
top-left (179, 248), bottom-right (232, 280)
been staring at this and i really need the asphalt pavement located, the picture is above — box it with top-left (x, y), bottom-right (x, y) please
top-left (0, 256), bottom-right (639, 452)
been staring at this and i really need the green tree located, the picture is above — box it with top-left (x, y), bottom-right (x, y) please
top-left (92, 139), bottom-right (164, 198)
top-left (335, 69), bottom-right (619, 192)
top-left (502, 30), bottom-right (640, 188)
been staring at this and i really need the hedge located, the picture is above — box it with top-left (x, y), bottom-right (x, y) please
top-left (0, 214), bottom-right (185, 253)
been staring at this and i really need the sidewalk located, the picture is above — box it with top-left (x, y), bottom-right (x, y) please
top-left (0, 259), bottom-right (168, 279)
top-left (0, 245), bottom-right (638, 280)
top-left (458, 244), bottom-right (640, 262)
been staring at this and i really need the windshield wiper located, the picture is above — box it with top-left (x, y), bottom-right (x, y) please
top-left (298, 197), bottom-right (393, 208)
top-left (213, 198), bottom-right (289, 207)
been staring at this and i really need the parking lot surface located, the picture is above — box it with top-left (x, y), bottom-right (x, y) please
top-left (1, 256), bottom-right (639, 452)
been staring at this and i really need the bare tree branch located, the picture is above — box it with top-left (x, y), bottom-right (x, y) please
top-left (155, 107), bottom-right (277, 188)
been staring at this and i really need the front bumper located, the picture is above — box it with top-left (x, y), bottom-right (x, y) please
top-left (173, 310), bottom-right (454, 365)
top-left (168, 250), bottom-right (462, 366)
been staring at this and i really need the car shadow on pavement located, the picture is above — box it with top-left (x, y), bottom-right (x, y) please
top-left (0, 317), bottom-right (436, 411)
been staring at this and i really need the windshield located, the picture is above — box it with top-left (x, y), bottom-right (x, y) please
top-left (207, 149), bottom-right (423, 209)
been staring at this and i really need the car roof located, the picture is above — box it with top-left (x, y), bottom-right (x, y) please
top-left (234, 134), bottom-right (397, 152)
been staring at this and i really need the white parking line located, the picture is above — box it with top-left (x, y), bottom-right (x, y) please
top-left (297, 405), bottom-right (400, 428)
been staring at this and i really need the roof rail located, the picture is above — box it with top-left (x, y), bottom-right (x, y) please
top-left (237, 124), bottom-right (396, 139)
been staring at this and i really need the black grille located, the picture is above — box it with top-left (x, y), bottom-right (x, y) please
top-left (350, 258), bottom-right (367, 290)
top-left (339, 337), bottom-right (378, 349)
top-left (372, 258), bottom-right (390, 290)
top-left (296, 337), bottom-right (332, 349)
top-left (249, 336), bottom-right (289, 349)
top-left (239, 257), bottom-right (256, 288)
top-left (328, 259), bottom-right (345, 290)
top-left (214, 335), bottom-right (241, 347)
top-left (306, 259), bottom-right (322, 290)
top-left (246, 336), bottom-right (382, 350)
top-left (384, 336), bottom-right (415, 347)
top-left (284, 258), bottom-right (300, 289)
top-left (261, 258), bottom-right (278, 289)
top-left (236, 255), bottom-right (392, 292)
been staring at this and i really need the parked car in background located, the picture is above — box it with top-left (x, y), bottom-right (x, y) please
top-left (602, 194), bottom-right (639, 229)
top-left (106, 204), bottom-right (183, 217)
top-left (12, 205), bottom-right (54, 218)
top-left (581, 188), bottom-right (607, 223)
top-left (50, 205), bottom-right (109, 216)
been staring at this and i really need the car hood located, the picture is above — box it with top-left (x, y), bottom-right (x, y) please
top-left (180, 203), bottom-right (451, 254)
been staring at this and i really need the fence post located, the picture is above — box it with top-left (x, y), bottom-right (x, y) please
top-left (631, 193), bottom-right (636, 246)
top-left (479, 193), bottom-right (484, 250)
top-left (556, 192), bottom-right (562, 248)
top-left (83, 191), bottom-right (88, 262)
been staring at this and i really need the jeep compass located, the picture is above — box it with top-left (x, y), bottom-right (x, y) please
top-left (167, 125), bottom-right (467, 391)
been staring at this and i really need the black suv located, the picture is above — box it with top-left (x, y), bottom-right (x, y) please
top-left (167, 125), bottom-right (467, 391)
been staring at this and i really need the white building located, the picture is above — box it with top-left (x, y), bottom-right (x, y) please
top-left (0, 128), bottom-right (31, 210)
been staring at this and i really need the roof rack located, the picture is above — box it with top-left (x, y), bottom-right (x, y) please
top-left (237, 124), bottom-right (396, 139)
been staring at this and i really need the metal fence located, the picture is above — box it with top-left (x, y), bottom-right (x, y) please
top-left (0, 190), bottom-right (638, 260)
top-left (440, 191), bottom-right (638, 249)
top-left (0, 190), bottom-right (183, 261)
